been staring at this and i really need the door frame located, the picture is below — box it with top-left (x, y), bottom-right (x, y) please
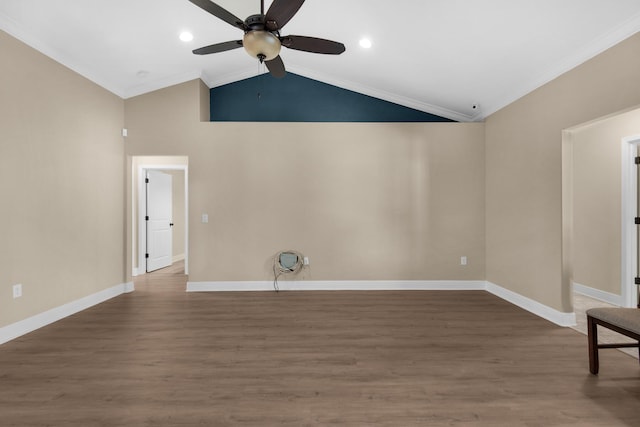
top-left (621, 134), bottom-right (640, 308)
top-left (136, 164), bottom-right (189, 276)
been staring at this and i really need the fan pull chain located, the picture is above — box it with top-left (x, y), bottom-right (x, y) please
top-left (257, 61), bottom-right (264, 100)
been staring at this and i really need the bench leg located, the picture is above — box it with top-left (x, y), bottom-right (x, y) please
top-left (587, 315), bottom-right (599, 375)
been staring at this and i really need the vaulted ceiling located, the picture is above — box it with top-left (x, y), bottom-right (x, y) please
top-left (1, 0), bottom-right (640, 121)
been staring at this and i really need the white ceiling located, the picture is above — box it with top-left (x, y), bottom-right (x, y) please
top-left (1, 0), bottom-right (640, 121)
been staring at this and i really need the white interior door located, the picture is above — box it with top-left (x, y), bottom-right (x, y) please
top-left (146, 170), bottom-right (173, 272)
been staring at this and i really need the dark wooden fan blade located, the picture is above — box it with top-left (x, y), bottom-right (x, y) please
top-left (281, 35), bottom-right (346, 55)
top-left (265, 0), bottom-right (305, 31)
top-left (265, 55), bottom-right (286, 78)
top-left (193, 40), bottom-right (243, 55)
top-left (188, 0), bottom-right (247, 30)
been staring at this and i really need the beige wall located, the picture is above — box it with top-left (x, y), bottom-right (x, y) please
top-left (570, 108), bottom-right (640, 295)
top-left (5, 22), bottom-right (640, 327)
top-left (486, 32), bottom-right (640, 312)
top-left (125, 80), bottom-right (486, 283)
top-left (0, 30), bottom-right (125, 328)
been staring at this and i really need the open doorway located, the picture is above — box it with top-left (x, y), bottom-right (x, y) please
top-left (132, 156), bottom-right (189, 277)
top-left (562, 107), bottom-right (640, 312)
top-left (620, 134), bottom-right (640, 308)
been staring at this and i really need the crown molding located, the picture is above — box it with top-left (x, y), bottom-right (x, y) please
top-left (4, 4), bottom-right (638, 121)
top-left (202, 64), bottom-right (474, 122)
top-left (122, 70), bottom-right (203, 99)
top-left (287, 65), bottom-right (475, 122)
top-left (200, 67), bottom-right (265, 90)
top-left (480, 12), bottom-right (640, 119)
top-left (0, 12), bottom-right (126, 98)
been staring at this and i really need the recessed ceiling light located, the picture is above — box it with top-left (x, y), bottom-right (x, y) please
top-left (359, 38), bottom-right (372, 49)
top-left (179, 31), bottom-right (194, 42)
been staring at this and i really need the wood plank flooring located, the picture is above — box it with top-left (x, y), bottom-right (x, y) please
top-left (0, 265), bottom-right (639, 426)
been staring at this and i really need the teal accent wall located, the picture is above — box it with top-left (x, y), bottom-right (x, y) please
top-left (210, 73), bottom-right (453, 122)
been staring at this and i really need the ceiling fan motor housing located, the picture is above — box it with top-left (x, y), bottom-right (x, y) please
top-left (245, 14), bottom-right (266, 29)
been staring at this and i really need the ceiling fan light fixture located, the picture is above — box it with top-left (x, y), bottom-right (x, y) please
top-left (243, 30), bottom-right (281, 61)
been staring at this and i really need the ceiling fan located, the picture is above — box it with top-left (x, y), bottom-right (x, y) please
top-left (188, 0), bottom-right (346, 78)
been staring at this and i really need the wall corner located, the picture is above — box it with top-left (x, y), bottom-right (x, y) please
top-left (199, 79), bottom-right (210, 123)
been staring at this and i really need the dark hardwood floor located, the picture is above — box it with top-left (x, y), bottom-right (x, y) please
top-left (0, 264), bottom-right (639, 426)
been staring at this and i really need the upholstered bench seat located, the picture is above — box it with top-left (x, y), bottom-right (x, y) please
top-left (586, 307), bottom-right (640, 374)
top-left (588, 308), bottom-right (640, 332)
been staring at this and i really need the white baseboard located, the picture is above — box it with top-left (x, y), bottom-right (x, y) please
top-left (0, 281), bottom-right (134, 346)
top-left (486, 281), bottom-right (576, 327)
top-left (1, 277), bottom-right (577, 347)
top-left (572, 282), bottom-right (622, 306)
top-left (186, 280), bottom-right (487, 292)
top-left (188, 279), bottom-right (576, 327)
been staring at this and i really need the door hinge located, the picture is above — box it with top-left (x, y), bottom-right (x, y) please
top-left (145, 178), bottom-right (149, 183)
top-left (635, 217), bottom-right (640, 225)
top-left (145, 216), bottom-right (149, 221)
top-left (145, 253), bottom-right (149, 259)
top-left (635, 156), bottom-right (640, 165)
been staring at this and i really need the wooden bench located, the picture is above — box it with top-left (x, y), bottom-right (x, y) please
top-left (587, 307), bottom-right (640, 374)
